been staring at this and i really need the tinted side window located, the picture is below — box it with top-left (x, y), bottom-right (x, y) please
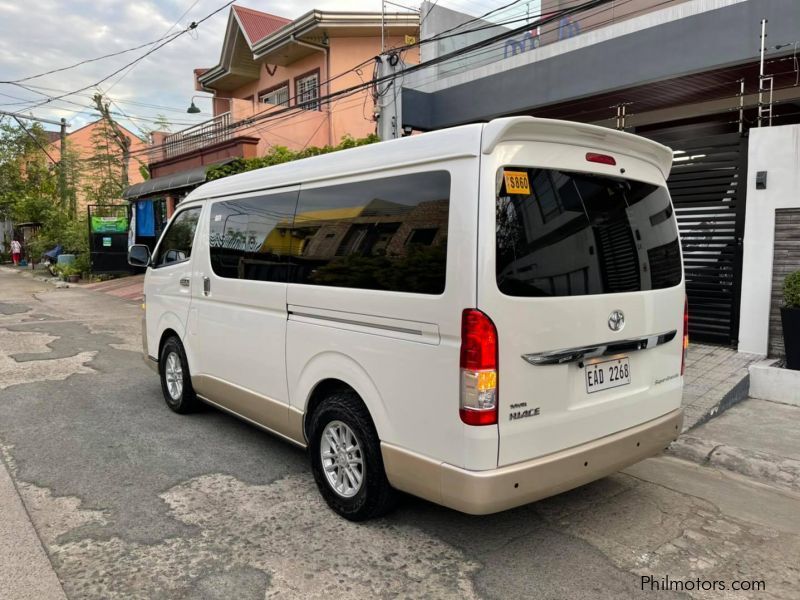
top-left (209, 191), bottom-right (298, 282)
top-left (290, 172), bottom-right (450, 294)
top-left (153, 207), bottom-right (201, 267)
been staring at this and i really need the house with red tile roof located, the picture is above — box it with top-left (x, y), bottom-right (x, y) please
top-left (125, 4), bottom-right (418, 245)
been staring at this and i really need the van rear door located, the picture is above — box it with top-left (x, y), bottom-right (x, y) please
top-left (478, 123), bottom-right (685, 467)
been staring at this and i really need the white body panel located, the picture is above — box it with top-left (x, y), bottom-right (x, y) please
top-left (478, 140), bottom-right (684, 466)
top-left (144, 208), bottom-right (199, 362)
top-left (284, 157), bottom-right (494, 469)
top-left (188, 187), bottom-right (298, 410)
top-left (141, 117), bottom-right (683, 498)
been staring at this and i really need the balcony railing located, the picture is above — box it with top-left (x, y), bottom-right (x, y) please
top-left (163, 112), bottom-right (233, 158)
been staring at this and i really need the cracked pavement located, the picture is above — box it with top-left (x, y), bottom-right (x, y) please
top-left (1, 267), bottom-right (799, 599)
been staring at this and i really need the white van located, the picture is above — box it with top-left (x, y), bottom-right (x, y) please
top-left (129, 117), bottom-right (686, 521)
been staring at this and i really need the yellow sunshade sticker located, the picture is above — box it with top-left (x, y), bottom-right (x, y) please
top-left (503, 170), bottom-right (531, 195)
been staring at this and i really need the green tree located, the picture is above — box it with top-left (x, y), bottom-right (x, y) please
top-left (0, 120), bottom-right (59, 224)
top-left (0, 120), bottom-right (86, 266)
top-left (82, 117), bottom-right (126, 207)
top-left (206, 134), bottom-right (380, 181)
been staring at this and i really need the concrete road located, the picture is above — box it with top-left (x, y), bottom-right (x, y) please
top-left (1, 267), bottom-right (798, 599)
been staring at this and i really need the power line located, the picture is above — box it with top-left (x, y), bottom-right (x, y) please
top-left (10, 0), bottom-right (235, 114)
top-left (0, 30), bottom-right (196, 85)
top-left (14, 83), bottom-right (207, 115)
top-left (121, 0), bottom-right (612, 161)
top-left (9, 115), bottom-right (59, 164)
top-left (404, 0), bottom-right (648, 91)
top-left (104, 0), bottom-right (204, 95)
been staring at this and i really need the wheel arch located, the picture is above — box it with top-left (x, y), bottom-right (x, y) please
top-left (294, 352), bottom-right (393, 444)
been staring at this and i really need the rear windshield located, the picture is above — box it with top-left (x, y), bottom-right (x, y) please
top-left (496, 167), bottom-right (681, 297)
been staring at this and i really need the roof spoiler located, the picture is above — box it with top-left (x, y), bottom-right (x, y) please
top-left (481, 117), bottom-right (674, 179)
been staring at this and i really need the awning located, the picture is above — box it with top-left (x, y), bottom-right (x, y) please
top-left (122, 159), bottom-right (235, 200)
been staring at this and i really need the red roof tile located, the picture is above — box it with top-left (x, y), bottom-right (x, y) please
top-left (232, 5), bottom-right (291, 45)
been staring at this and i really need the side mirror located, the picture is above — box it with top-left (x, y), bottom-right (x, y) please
top-left (128, 244), bottom-right (151, 267)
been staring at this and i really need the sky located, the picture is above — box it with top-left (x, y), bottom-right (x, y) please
top-left (0, 0), bottom-right (386, 138)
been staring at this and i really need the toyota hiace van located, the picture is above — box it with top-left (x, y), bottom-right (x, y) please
top-left (129, 117), bottom-right (686, 520)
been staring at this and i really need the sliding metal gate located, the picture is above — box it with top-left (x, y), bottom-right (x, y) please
top-left (663, 133), bottom-right (748, 345)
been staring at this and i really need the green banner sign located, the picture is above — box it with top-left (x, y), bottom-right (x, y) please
top-left (91, 216), bottom-right (128, 233)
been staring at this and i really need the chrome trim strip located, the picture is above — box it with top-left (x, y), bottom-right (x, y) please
top-left (289, 310), bottom-right (423, 336)
top-left (521, 330), bottom-right (677, 366)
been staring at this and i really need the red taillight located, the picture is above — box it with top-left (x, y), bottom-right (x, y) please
top-left (586, 152), bottom-right (617, 166)
top-left (681, 297), bottom-right (689, 376)
top-left (460, 309), bottom-right (498, 426)
top-left (460, 309), bottom-right (497, 370)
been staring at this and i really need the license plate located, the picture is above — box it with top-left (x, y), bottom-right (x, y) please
top-left (585, 357), bottom-right (631, 394)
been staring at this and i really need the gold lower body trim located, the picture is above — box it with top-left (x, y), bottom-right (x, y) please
top-left (381, 408), bottom-right (683, 515)
top-left (192, 374), bottom-right (306, 448)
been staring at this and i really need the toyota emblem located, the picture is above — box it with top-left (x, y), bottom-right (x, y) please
top-left (608, 310), bottom-right (625, 332)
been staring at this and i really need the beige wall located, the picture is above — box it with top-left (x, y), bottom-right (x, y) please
top-left (217, 34), bottom-right (418, 152)
top-left (51, 120), bottom-right (147, 213)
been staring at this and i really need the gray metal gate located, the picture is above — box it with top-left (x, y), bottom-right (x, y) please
top-left (663, 133), bottom-right (748, 345)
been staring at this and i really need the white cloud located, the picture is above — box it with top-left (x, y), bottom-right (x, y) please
top-left (0, 0), bottom-right (383, 137)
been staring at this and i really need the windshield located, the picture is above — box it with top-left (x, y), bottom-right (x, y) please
top-left (496, 167), bottom-right (682, 297)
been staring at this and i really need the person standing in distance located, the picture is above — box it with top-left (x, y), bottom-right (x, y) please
top-left (10, 238), bottom-right (21, 266)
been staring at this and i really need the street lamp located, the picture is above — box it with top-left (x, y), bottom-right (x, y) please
top-left (186, 95), bottom-right (233, 115)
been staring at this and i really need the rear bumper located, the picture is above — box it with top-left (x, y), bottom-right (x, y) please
top-left (381, 408), bottom-right (683, 515)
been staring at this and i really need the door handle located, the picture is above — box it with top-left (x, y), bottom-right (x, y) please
top-left (203, 276), bottom-right (211, 296)
top-left (179, 277), bottom-right (190, 287)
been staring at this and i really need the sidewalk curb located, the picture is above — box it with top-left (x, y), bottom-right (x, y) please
top-left (0, 266), bottom-right (73, 289)
top-left (669, 434), bottom-right (800, 493)
top-left (0, 453), bottom-right (68, 600)
top-left (684, 372), bottom-right (751, 432)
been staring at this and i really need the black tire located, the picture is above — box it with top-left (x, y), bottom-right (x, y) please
top-left (159, 336), bottom-right (198, 414)
top-left (309, 391), bottom-right (396, 521)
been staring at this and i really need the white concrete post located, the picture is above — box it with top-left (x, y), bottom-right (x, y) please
top-left (738, 124), bottom-right (800, 355)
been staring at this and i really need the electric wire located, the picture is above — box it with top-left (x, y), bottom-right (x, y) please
top-left (115, 0), bottom-right (618, 160)
top-left (8, 1), bottom-right (235, 114)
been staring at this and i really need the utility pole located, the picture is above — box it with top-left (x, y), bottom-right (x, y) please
top-left (0, 109), bottom-right (70, 208)
top-left (59, 118), bottom-right (68, 209)
top-left (92, 93), bottom-right (131, 189)
top-left (381, 0), bottom-right (386, 52)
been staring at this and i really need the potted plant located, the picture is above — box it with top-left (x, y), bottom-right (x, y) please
top-left (66, 265), bottom-right (80, 284)
top-left (782, 270), bottom-right (800, 370)
top-left (57, 264), bottom-right (80, 284)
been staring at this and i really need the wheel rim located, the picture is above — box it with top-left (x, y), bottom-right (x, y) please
top-left (165, 352), bottom-right (183, 400)
top-left (320, 420), bottom-right (364, 498)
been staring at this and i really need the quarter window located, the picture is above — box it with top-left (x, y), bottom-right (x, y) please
top-left (290, 172), bottom-right (451, 294)
top-left (209, 192), bottom-right (298, 282)
top-left (296, 72), bottom-right (319, 110)
top-left (153, 207), bottom-right (201, 267)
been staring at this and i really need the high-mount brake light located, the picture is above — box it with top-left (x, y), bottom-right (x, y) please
top-left (460, 309), bottom-right (498, 426)
top-left (586, 152), bottom-right (617, 166)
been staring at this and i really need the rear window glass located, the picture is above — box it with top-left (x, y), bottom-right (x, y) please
top-left (496, 167), bottom-right (681, 297)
